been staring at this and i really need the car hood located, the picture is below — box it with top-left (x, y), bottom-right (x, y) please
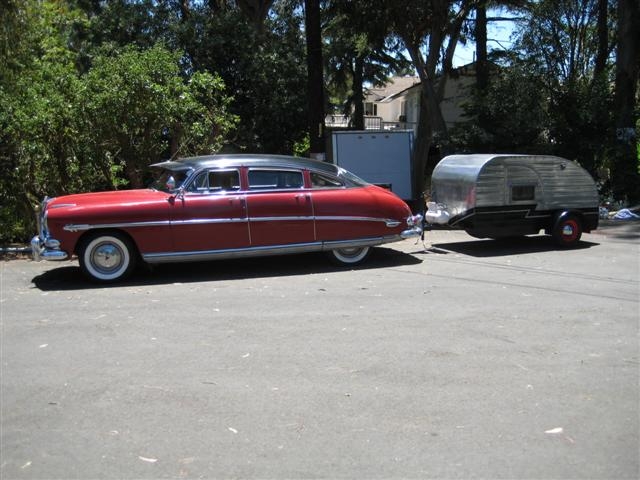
top-left (45, 189), bottom-right (170, 215)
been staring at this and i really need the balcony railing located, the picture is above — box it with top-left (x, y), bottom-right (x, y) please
top-left (325, 115), bottom-right (417, 133)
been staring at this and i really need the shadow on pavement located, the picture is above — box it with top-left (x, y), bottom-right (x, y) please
top-left (31, 247), bottom-right (422, 291)
top-left (425, 235), bottom-right (600, 258)
top-left (590, 219), bottom-right (640, 242)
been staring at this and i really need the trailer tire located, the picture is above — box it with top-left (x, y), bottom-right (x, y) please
top-left (552, 213), bottom-right (582, 248)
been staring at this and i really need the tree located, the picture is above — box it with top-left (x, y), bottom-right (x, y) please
top-left (323, 0), bottom-right (410, 130)
top-left (0, 1), bottom-right (238, 242)
top-left (454, 0), bottom-right (620, 187)
top-left (237, 0), bottom-right (276, 30)
top-left (514, 0), bottom-right (619, 180)
top-left (305, 0), bottom-right (326, 157)
top-left (0, 0), bottom-right (91, 241)
top-left (449, 62), bottom-right (549, 153)
top-left (382, 0), bottom-right (477, 196)
top-left (79, 45), bottom-right (237, 188)
top-left (181, 1), bottom-right (309, 154)
top-left (611, 0), bottom-right (639, 202)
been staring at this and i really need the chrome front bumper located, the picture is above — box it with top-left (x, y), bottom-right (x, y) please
top-left (31, 235), bottom-right (68, 261)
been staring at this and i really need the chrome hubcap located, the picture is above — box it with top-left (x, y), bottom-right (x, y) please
top-left (92, 243), bottom-right (123, 272)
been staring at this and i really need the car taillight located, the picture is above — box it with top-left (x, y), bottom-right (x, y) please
top-left (406, 214), bottom-right (423, 227)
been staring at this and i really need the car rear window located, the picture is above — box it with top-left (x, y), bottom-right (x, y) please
top-left (248, 169), bottom-right (304, 190)
top-left (311, 172), bottom-right (345, 188)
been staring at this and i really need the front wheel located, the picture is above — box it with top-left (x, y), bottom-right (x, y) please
top-left (552, 214), bottom-right (582, 248)
top-left (78, 232), bottom-right (137, 282)
top-left (326, 246), bottom-right (371, 266)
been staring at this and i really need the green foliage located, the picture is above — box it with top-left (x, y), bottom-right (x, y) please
top-left (0, 1), bottom-right (237, 243)
top-left (451, 0), bottom-right (630, 199)
top-left (79, 45), bottom-right (237, 187)
top-left (293, 134), bottom-right (311, 158)
top-left (449, 64), bottom-right (551, 155)
top-left (182, 3), bottom-right (308, 154)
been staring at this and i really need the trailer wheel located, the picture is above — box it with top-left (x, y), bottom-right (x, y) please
top-left (552, 213), bottom-right (582, 248)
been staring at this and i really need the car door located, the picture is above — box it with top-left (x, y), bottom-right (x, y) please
top-left (245, 168), bottom-right (315, 247)
top-left (170, 168), bottom-right (250, 253)
top-left (309, 170), bottom-right (382, 241)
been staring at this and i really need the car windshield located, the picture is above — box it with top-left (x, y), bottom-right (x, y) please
top-left (149, 168), bottom-right (193, 193)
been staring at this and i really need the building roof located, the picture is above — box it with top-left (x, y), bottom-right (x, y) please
top-left (364, 63), bottom-right (482, 104)
top-left (364, 76), bottom-right (420, 102)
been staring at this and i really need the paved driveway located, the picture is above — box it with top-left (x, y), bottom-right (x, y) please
top-left (1, 223), bottom-right (638, 479)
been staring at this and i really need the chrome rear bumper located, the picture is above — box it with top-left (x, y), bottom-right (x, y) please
top-left (401, 214), bottom-right (424, 239)
top-left (401, 226), bottom-right (423, 239)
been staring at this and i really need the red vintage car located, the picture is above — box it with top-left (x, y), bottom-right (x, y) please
top-left (31, 154), bottom-right (423, 282)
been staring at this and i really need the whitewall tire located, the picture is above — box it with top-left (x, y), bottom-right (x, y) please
top-left (327, 246), bottom-right (371, 266)
top-left (78, 232), bottom-right (136, 282)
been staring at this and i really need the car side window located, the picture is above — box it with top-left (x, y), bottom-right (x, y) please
top-left (248, 169), bottom-right (304, 190)
top-left (311, 172), bottom-right (344, 188)
top-left (188, 169), bottom-right (240, 193)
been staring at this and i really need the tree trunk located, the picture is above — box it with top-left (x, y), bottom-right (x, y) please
top-left (404, 42), bottom-right (444, 199)
top-left (612, 0), bottom-right (639, 202)
top-left (475, 1), bottom-right (488, 91)
top-left (352, 55), bottom-right (365, 130)
top-left (304, 0), bottom-right (326, 158)
top-left (594, 0), bottom-right (608, 77)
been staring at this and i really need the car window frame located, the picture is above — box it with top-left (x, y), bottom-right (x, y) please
top-left (184, 168), bottom-right (242, 195)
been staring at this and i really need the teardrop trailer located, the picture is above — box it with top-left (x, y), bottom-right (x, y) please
top-left (424, 154), bottom-right (599, 247)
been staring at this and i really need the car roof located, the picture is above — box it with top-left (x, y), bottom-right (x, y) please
top-left (151, 154), bottom-right (341, 176)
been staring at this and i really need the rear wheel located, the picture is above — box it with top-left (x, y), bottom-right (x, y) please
top-left (552, 214), bottom-right (582, 248)
top-left (78, 232), bottom-right (136, 282)
top-left (327, 246), bottom-right (371, 266)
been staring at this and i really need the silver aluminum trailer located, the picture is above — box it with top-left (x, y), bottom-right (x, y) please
top-left (424, 154), bottom-right (599, 247)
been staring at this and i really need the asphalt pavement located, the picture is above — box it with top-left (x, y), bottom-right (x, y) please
top-left (1, 222), bottom-right (639, 479)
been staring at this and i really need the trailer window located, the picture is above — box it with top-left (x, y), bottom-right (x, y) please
top-left (511, 185), bottom-right (536, 202)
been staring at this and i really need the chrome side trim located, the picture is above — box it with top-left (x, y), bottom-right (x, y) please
top-left (323, 235), bottom-right (401, 250)
top-left (64, 220), bottom-right (172, 232)
top-left (50, 203), bottom-right (77, 209)
top-left (64, 215), bottom-right (398, 232)
top-left (143, 242), bottom-right (324, 263)
top-left (141, 235), bottom-right (403, 264)
top-left (171, 218), bottom-right (248, 226)
top-left (248, 216), bottom-right (314, 222)
top-left (316, 216), bottom-right (401, 227)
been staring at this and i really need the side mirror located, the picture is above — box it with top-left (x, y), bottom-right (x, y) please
top-left (166, 176), bottom-right (176, 191)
